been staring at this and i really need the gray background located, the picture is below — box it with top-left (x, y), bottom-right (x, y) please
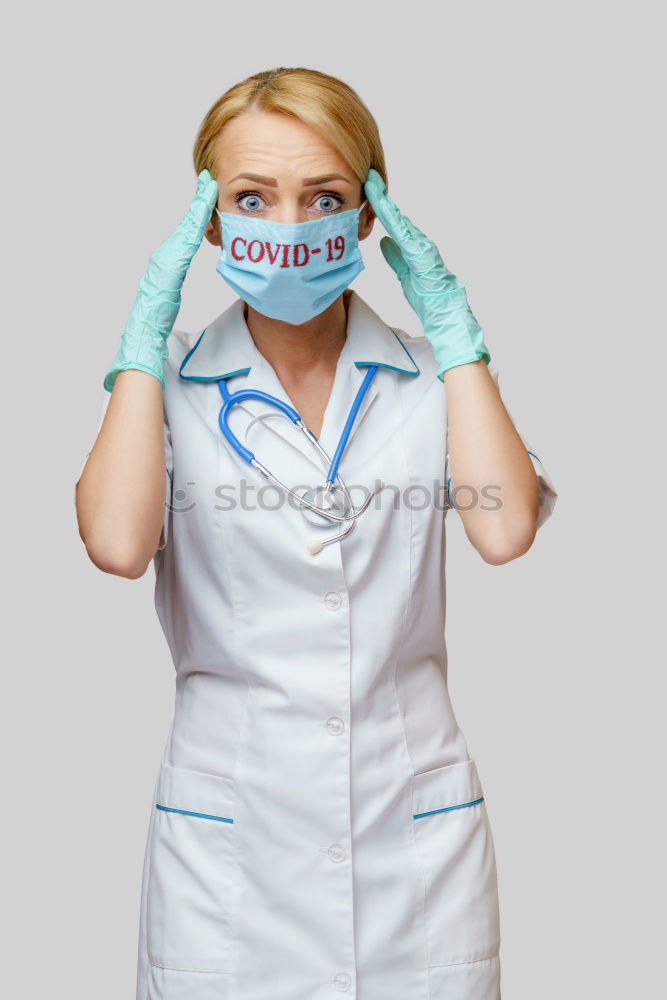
top-left (2, 1), bottom-right (664, 996)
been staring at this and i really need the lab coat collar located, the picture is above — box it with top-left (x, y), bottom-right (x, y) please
top-left (178, 289), bottom-right (420, 382)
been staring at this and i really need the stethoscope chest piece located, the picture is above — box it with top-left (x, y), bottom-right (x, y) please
top-left (298, 485), bottom-right (351, 528)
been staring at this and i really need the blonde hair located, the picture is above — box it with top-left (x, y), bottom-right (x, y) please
top-left (192, 66), bottom-right (388, 191)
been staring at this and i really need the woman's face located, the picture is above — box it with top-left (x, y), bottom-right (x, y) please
top-left (203, 108), bottom-right (375, 247)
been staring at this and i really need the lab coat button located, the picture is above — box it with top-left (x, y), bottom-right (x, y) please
top-left (323, 591), bottom-right (342, 611)
top-left (333, 971), bottom-right (351, 991)
top-left (325, 716), bottom-right (344, 735)
top-left (327, 843), bottom-right (346, 862)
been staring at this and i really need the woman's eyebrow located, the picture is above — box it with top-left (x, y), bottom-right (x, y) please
top-left (302, 174), bottom-right (352, 186)
top-left (227, 173), bottom-right (277, 187)
top-left (227, 172), bottom-right (352, 187)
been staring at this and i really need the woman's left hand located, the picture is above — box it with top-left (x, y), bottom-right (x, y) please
top-left (363, 168), bottom-right (491, 380)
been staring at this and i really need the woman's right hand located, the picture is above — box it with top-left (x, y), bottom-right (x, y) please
top-left (103, 169), bottom-right (219, 392)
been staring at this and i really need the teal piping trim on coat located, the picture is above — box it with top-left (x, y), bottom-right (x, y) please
top-left (413, 796), bottom-right (484, 820)
top-left (156, 803), bottom-right (234, 824)
top-left (353, 328), bottom-right (421, 377)
top-left (178, 327), bottom-right (253, 383)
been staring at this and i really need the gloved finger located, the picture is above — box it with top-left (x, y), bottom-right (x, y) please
top-left (196, 168), bottom-right (213, 193)
top-left (365, 169), bottom-right (433, 262)
top-left (364, 172), bottom-right (408, 241)
top-left (150, 171), bottom-right (219, 282)
top-left (194, 169), bottom-right (219, 217)
top-left (364, 169), bottom-right (412, 244)
top-left (176, 170), bottom-right (220, 247)
top-left (379, 236), bottom-right (410, 283)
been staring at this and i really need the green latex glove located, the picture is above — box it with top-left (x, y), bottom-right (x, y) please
top-left (363, 168), bottom-right (490, 380)
top-left (103, 169), bottom-right (219, 392)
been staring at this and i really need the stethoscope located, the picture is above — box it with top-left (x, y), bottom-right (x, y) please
top-left (216, 366), bottom-right (385, 555)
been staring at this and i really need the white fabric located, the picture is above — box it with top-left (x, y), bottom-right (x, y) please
top-left (79, 290), bottom-right (557, 1000)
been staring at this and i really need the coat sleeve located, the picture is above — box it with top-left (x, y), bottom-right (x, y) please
top-left (156, 399), bottom-right (174, 551)
top-left (444, 362), bottom-right (558, 530)
top-left (74, 391), bottom-right (174, 551)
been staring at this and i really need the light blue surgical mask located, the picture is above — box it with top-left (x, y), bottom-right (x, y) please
top-left (215, 201), bottom-right (367, 325)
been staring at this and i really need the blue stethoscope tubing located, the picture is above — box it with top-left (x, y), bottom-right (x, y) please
top-left (216, 366), bottom-right (384, 553)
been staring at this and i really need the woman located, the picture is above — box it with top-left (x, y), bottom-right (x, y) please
top-left (76, 67), bottom-right (557, 1000)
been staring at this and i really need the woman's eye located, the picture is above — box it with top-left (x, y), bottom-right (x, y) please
top-left (313, 193), bottom-right (344, 213)
top-left (236, 192), bottom-right (264, 213)
top-left (234, 190), bottom-right (345, 214)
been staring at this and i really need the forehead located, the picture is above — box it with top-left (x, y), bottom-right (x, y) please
top-left (214, 109), bottom-right (353, 183)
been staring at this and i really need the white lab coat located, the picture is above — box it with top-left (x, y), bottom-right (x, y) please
top-left (78, 289), bottom-right (557, 1000)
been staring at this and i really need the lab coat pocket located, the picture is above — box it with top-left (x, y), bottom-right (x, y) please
top-left (411, 758), bottom-right (500, 968)
top-left (147, 764), bottom-right (237, 973)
